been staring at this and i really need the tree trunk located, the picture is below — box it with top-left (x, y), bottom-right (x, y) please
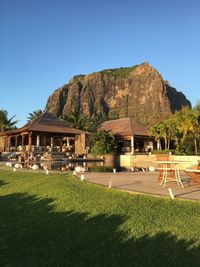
top-left (157, 139), bottom-right (161, 150)
top-left (164, 137), bottom-right (167, 150)
top-left (176, 138), bottom-right (179, 152)
top-left (167, 139), bottom-right (170, 150)
top-left (194, 138), bottom-right (198, 155)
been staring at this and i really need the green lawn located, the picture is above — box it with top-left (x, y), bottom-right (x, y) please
top-left (1, 168), bottom-right (200, 267)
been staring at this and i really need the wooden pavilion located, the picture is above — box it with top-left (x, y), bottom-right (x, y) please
top-left (0, 112), bottom-right (89, 155)
top-left (98, 118), bottom-right (155, 154)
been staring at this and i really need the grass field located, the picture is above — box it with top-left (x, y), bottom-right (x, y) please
top-left (1, 168), bottom-right (200, 266)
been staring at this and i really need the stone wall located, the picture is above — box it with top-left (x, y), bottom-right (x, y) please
top-left (75, 134), bottom-right (86, 155)
top-left (119, 154), bottom-right (200, 170)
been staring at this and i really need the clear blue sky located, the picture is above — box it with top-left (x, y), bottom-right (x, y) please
top-left (1, 0), bottom-right (200, 127)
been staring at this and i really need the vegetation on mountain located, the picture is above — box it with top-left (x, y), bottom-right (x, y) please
top-left (99, 65), bottom-right (138, 79)
top-left (69, 74), bottom-right (85, 83)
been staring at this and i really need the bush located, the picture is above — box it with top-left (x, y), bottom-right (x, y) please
top-left (90, 130), bottom-right (116, 156)
top-left (100, 65), bottom-right (138, 79)
top-left (152, 149), bottom-right (171, 155)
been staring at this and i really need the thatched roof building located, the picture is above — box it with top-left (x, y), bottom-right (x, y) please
top-left (98, 118), bottom-right (148, 137)
top-left (0, 112), bottom-right (89, 154)
top-left (98, 118), bottom-right (153, 153)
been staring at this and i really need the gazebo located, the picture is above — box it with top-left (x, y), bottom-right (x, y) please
top-left (0, 112), bottom-right (89, 155)
top-left (98, 118), bottom-right (155, 154)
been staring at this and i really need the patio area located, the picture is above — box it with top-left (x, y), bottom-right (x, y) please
top-left (76, 171), bottom-right (200, 201)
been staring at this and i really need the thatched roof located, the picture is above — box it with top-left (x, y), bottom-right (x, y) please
top-left (98, 118), bottom-right (148, 136)
top-left (0, 112), bottom-right (89, 135)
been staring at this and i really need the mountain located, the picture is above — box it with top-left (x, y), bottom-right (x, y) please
top-left (45, 62), bottom-right (191, 126)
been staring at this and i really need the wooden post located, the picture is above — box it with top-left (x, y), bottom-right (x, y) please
top-left (7, 136), bottom-right (11, 151)
top-left (21, 134), bottom-right (25, 151)
top-left (28, 132), bottom-right (32, 154)
top-left (50, 137), bottom-right (54, 147)
top-left (15, 135), bottom-right (18, 151)
top-left (3, 137), bottom-right (6, 152)
top-left (36, 135), bottom-right (40, 146)
top-left (131, 135), bottom-right (134, 154)
top-left (43, 135), bottom-right (46, 152)
top-left (59, 137), bottom-right (63, 152)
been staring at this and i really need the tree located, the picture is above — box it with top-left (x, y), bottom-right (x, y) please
top-left (183, 109), bottom-right (200, 155)
top-left (175, 106), bottom-right (200, 155)
top-left (0, 110), bottom-right (18, 131)
top-left (90, 130), bottom-right (116, 156)
top-left (87, 114), bottom-right (112, 132)
top-left (63, 111), bottom-right (118, 132)
top-left (149, 124), bottom-right (162, 150)
top-left (27, 109), bottom-right (43, 122)
top-left (149, 116), bottom-right (181, 151)
top-left (149, 103), bottom-right (200, 155)
top-left (63, 111), bottom-right (90, 131)
top-left (162, 118), bottom-right (179, 150)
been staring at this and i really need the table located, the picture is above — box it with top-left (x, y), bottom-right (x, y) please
top-left (156, 161), bottom-right (185, 188)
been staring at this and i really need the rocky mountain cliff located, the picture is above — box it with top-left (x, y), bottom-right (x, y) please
top-left (46, 62), bottom-right (191, 126)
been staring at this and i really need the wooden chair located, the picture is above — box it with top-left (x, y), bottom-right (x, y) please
top-left (185, 163), bottom-right (200, 186)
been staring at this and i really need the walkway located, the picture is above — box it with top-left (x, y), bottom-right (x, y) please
top-left (76, 171), bottom-right (200, 201)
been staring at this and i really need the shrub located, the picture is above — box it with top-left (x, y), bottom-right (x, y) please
top-left (90, 130), bottom-right (116, 156)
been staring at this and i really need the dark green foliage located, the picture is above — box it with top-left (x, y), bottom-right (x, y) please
top-left (0, 109), bottom-right (18, 131)
top-left (69, 74), bottom-right (86, 83)
top-left (89, 113), bottom-right (118, 132)
top-left (63, 112), bottom-right (117, 132)
top-left (91, 130), bottom-right (116, 156)
top-left (150, 101), bottom-right (200, 155)
top-left (27, 109), bottom-right (43, 122)
top-left (63, 111), bottom-right (90, 131)
top-left (100, 65), bottom-right (138, 79)
top-left (153, 149), bottom-right (171, 155)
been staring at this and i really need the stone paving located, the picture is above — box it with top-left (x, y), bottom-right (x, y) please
top-left (76, 171), bottom-right (200, 201)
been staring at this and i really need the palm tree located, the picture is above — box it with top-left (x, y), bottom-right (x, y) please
top-left (149, 117), bottom-right (180, 151)
top-left (27, 109), bottom-right (43, 122)
top-left (149, 124), bottom-right (162, 150)
top-left (64, 112), bottom-right (115, 132)
top-left (184, 109), bottom-right (200, 155)
top-left (163, 118), bottom-right (179, 150)
top-left (174, 106), bottom-right (200, 155)
top-left (0, 109), bottom-right (18, 131)
top-left (63, 111), bottom-right (90, 131)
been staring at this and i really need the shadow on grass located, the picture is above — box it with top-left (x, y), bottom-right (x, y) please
top-left (0, 179), bottom-right (8, 187)
top-left (1, 193), bottom-right (200, 267)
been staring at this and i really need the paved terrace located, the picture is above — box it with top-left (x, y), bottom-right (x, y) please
top-left (76, 171), bottom-right (200, 201)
